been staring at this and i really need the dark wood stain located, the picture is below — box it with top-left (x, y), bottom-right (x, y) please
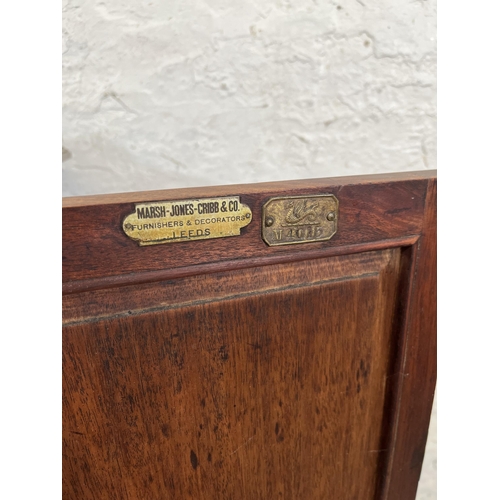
top-left (190, 450), bottom-right (198, 470)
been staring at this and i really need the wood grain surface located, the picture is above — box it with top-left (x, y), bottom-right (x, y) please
top-left (63, 171), bottom-right (432, 293)
top-left (63, 171), bottom-right (436, 499)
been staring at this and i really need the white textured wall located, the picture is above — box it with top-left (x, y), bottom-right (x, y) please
top-left (62, 0), bottom-right (436, 196)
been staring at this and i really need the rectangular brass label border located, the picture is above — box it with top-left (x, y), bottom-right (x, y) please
top-left (262, 194), bottom-right (338, 246)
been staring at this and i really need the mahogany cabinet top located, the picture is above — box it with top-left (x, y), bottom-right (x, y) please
top-left (63, 170), bottom-right (436, 294)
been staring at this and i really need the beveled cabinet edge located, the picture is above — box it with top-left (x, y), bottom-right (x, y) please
top-left (63, 236), bottom-right (419, 296)
top-left (382, 177), bottom-right (437, 500)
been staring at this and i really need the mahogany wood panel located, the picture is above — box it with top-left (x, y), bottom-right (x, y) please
top-left (64, 250), bottom-right (401, 499)
top-left (63, 170), bottom-right (436, 500)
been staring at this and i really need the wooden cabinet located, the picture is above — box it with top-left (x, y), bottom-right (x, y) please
top-left (63, 170), bottom-right (436, 499)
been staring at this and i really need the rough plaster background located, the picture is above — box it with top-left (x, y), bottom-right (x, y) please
top-left (62, 1), bottom-right (436, 497)
top-left (62, 0), bottom-right (436, 196)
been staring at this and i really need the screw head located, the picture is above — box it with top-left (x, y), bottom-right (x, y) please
top-left (327, 212), bottom-right (336, 221)
top-left (265, 216), bottom-right (274, 227)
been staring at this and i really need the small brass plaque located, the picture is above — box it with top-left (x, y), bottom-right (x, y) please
top-left (123, 196), bottom-right (252, 246)
top-left (262, 194), bottom-right (338, 246)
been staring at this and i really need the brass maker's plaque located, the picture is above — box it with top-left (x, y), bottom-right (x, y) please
top-left (262, 194), bottom-right (338, 246)
top-left (123, 196), bottom-right (252, 246)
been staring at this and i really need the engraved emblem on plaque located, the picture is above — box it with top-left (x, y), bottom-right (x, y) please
top-left (262, 194), bottom-right (338, 246)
